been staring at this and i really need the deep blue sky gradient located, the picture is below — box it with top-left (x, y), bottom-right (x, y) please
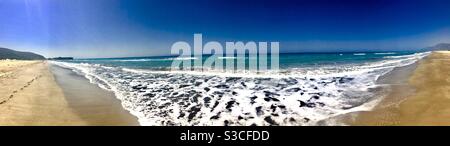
top-left (1, 0), bottom-right (450, 58)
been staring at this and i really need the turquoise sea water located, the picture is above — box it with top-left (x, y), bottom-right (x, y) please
top-left (62, 51), bottom-right (419, 70)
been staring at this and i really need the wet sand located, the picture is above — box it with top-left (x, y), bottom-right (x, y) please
top-left (0, 60), bottom-right (138, 126)
top-left (346, 51), bottom-right (450, 125)
top-left (50, 65), bottom-right (139, 125)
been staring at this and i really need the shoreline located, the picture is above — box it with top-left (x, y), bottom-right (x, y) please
top-left (0, 60), bottom-right (139, 126)
top-left (1, 51), bottom-right (447, 126)
top-left (343, 51), bottom-right (450, 125)
top-left (50, 65), bottom-right (139, 126)
top-left (317, 60), bottom-right (420, 125)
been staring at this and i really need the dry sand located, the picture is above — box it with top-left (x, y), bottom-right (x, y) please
top-left (0, 60), bottom-right (87, 125)
top-left (0, 60), bottom-right (138, 126)
top-left (348, 51), bottom-right (450, 126)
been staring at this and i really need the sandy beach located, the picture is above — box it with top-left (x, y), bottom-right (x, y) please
top-left (0, 60), bottom-right (138, 126)
top-left (347, 51), bottom-right (450, 126)
top-left (1, 51), bottom-right (449, 126)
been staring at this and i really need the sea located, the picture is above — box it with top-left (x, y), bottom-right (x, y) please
top-left (50, 51), bottom-right (430, 126)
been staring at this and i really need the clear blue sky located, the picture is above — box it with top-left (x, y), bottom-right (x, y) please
top-left (1, 0), bottom-right (450, 58)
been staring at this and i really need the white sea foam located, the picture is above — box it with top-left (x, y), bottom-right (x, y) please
top-left (49, 51), bottom-right (430, 126)
top-left (217, 57), bottom-right (237, 60)
top-left (104, 57), bottom-right (199, 62)
top-left (383, 52), bottom-right (428, 59)
top-left (353, 53), bottom-right (366, 56)
top-left (374, 52), bottom-right (397, 55)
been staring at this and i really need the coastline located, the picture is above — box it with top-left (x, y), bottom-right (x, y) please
top-left (50, 65), bottom-right (139, 125)
top-left (317, 59), bottom-right (420, 125)
top-left (344, 51), bottom-right (450, 125)
top-left (2, 51), bottom-right (446, 126)
top-left (0, 60), bottom-right (138, 126)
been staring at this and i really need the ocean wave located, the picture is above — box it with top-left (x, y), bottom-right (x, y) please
top-left (383, 52), bottom-right (429, 59)
top-left (217, 57), bottom-right (237, 60)
top-left (374, 52), bottom-right (397, 55)
top-left (49, 51), bottom-right (430, 126)
top-left (353, 53), bottom-right (366, 56)
top-left (106, 57), bottom-right (199, 62)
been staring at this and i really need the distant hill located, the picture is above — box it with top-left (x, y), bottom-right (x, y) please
top-left (0, 47), bottom-right (45, 60)
top-left (424, 43), bottom-right (450, 51)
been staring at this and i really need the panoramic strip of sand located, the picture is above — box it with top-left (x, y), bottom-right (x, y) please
top-left (349, 51), bottom-right (450, 125)
top-left (0, 60), bottom-right (138, 126)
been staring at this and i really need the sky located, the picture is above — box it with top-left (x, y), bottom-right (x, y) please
top-left (1, 0), bottom-right (450, 58)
